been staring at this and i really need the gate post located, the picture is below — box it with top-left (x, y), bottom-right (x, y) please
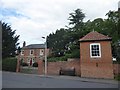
top-left (38, 60), bottom-right (43, 75)
top-left (16, 55), bottom-right (20, 72)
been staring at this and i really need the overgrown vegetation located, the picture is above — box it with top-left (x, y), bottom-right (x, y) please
top-left (2, 57), bottom-right (17, 72)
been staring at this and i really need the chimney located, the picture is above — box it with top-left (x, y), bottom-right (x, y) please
top-left (118, 1), bottom-right (120, 11)
top-left (23, 41), bottom-right (26, 47)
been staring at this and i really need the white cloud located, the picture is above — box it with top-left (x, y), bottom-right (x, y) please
top-left (1, 0), bottom-right (119, 46)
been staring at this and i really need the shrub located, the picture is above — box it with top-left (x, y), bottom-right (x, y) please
top-left (32, 62), bottom-right (38, 67)
top-left (21, 62), bottom-right (28, 66)
top-left (113, 61), bottom-right (120, 64)
top-left (2, 57), bottom-right (17, 72)
top-left (114, 75), bottom-right (120, 81)
top-left (70, 49), bottom-right (80, 58)
top-left (47, 56), bottom-right (67, 62)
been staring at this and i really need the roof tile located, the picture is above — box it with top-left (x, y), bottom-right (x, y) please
top-left (79, 31), bottom-right (111, 42)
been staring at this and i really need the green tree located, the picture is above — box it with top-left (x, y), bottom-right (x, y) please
top-left (47, 28), bottom-right (68, 56)
top-left (47, 9), bottom-right (85, 58)
top-left (105, 11), bottom-right (120, 42)
top-left (47, 9), bottom-right (120, 60)
top-left (2, 21), bottom-right (20, 59)
top-left (66, 9), bottom-right (85, 58)
top-left (68, 9), bottom-right (85, 31)
top-left (105, 11), bottom-right (120, 61)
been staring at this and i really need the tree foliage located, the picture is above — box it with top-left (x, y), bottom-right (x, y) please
top-left (47, 9), bottom-right (120, 62)
top-left (47, 28), bottom-right (68, 56)
top-left (68, 9), bottom-right (85, 30)
top-left (47, 9), bottom-right (85, 58)
top-left (105, 11), bottom-right (120, 61)
top-left (2, 21), bottom-right (20, 59)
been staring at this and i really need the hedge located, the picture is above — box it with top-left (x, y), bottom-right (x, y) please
top-left (2, 57), bottom-right (17, 72)
top-left (20, 62), bottom-right (28, 66)
top-left (47, 56), bottom-right (67, 62)
top-left (32, 62), bottom-right (38, 67)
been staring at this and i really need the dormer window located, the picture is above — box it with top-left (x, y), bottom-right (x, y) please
top-left (40, 49), bottom-right (44, 56)
top-left (21, 50), bottom-right (24, 55)
top-left (30, 50), bottom-right (34, 55)
top-left (90, 43), bottom-right (101, 58)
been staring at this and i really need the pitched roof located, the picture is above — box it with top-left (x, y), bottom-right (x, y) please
top-left (23, 44), bottom-right (45, 49)
top-left (79, 31), bottom-right (112, 42)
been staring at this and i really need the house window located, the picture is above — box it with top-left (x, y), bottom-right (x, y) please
top-left (21, 50), bottom-right (24, 55)
top-left (40, 49), bottom-right (44, 56)
top-left (30, 50), bottom-right (34, 55)
top-left (90, 43), bottom-right (101, 58)
top-left (27, 58), bottom-right (34, 66)
top-left (27, 59), bottom-right (30, 63)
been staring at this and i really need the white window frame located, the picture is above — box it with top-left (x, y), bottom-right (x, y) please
top-left (90, 43), bottom-right (101, 58)
top-left (30, 50), bottom-right (34, 55)
top-left (21, 50), bottom-right (24, 55)
top-left (28, 58), bottom-right (35, 65)
top-left (40, 49), bottom-right (44, 56)
top-left (27, 59), bottom-right (30, 63)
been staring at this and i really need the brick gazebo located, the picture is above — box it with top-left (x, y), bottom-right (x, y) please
top-left (79, 31), bottom-right (114, 79)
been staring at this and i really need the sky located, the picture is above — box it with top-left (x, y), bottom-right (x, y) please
top-left (0, 0), bottom-right (119, 47)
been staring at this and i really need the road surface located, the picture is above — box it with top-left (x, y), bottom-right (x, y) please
top-left (2, 72), bottom-right (118, 88)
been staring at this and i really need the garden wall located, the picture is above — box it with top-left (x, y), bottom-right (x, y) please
top-left (18, 59), bottom-right (120, 77)
top-left (47, 58), bottom-right (80, 76)
top-left (19, 58), bottom-right (80, 76)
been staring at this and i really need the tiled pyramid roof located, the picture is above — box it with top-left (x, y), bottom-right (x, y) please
top-left (79, 31), bottom-right (112, 42)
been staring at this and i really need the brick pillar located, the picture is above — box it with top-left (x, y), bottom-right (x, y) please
top-left (38, 60), bottom-right (43, 75)
top-left (16, 55), bottom-right (20, 72)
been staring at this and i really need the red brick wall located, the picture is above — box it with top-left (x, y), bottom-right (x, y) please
top-left (80, 41), bottom-right (114, 79)
top-left (47, 59), bottom-right (80, 76)
top-left (38, 60), bottom-right (44, 75)
top-left (17, 56), bottom-right (120, 78)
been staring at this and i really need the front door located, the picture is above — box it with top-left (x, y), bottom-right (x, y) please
top-left (28, 58), bottom-right (34, 66)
